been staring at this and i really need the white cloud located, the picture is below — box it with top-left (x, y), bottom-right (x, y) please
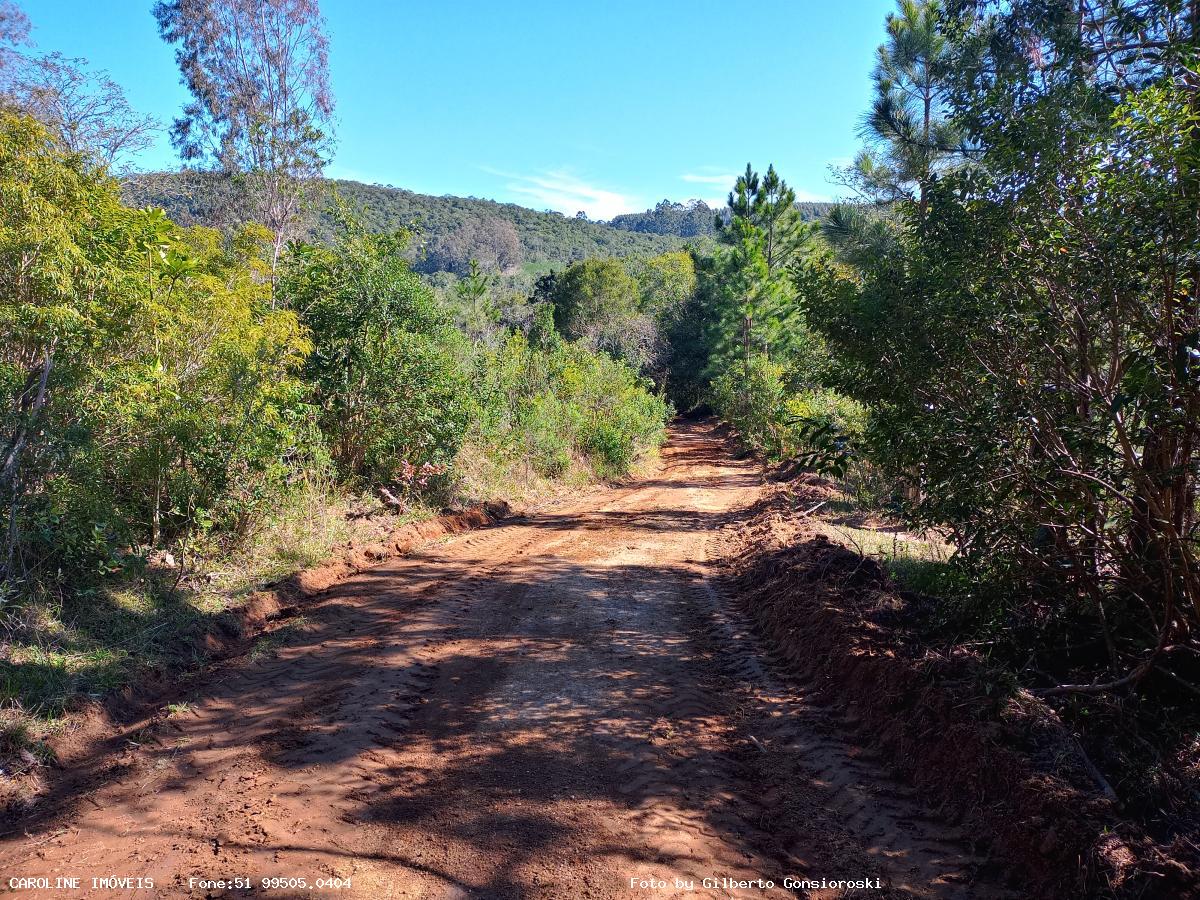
top-left (484, 167), bottom-right (641, 221)
top-left (680, 172), bottom-right (739, 187)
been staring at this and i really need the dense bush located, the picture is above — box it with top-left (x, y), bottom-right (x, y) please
top-left (0, 114), bottom-right (312, 583)
top-left (468, 329), bottom-right (669, 482)
top-left (797, 1), bottom-right (1200, 686)
top-left (279, 218), bottom-right (472, 488)
top-left (709, 353), bottom-right (864, 462)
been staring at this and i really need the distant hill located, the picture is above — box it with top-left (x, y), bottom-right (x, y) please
top-left (124, 173), bottom-right (699, 279)
top-left (609, 199), bottom-right (837, 238)
top-left (610, 200), bottom-right (721, 237)
top-left (123, 175), bottom-right (836, 282)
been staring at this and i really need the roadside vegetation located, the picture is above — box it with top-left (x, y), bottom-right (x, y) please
top-left (661, 0), bottom-right (1200, 865)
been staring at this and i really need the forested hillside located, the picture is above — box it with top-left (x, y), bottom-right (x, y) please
top-left (124, 172), bottom-right (696, 277)
top-left (609, 198), bottom-right (834, 237)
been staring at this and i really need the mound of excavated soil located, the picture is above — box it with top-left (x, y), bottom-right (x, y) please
top-left (720, 482), bottom-right (1199, 899)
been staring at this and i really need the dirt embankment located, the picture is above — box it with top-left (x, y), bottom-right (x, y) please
top-left (205, 500), bottom-right (513, 657)
top-left (720, 475), bottom-right (1200, 899)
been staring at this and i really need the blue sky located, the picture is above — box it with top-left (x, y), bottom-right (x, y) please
top-left (21, 0), bottom-right (895, 219)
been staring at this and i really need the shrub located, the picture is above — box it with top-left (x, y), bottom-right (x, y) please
top-left (465, 331), bottom-right (669, 485)
top-left (708, 354), bottom-right (788, 456)
top-left (0, 115), bottom-right (313, 580)
top-left (709, 354), bottom-right (865, 468)
top-left (281, 216), bottom-right (472, 489)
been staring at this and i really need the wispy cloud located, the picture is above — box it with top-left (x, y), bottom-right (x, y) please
top-left (484, 167), bottom-right (641, 221)
top-left (678, 171), bottom-right (736, 209)
top-left (680, 171), bottom-right (739, 187)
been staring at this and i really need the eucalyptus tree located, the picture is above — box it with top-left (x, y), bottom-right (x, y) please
top-left (154, 0), bottom-right (335, 275)
top-left (1, 53), bottom-right (157, 172)
top-left (0, 1), bottom-right (27, 75)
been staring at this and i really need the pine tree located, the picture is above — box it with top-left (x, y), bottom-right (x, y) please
top-left (714, 164), bottom-right (808, 379)
top-left (848, 0), bottom-right (965, 223)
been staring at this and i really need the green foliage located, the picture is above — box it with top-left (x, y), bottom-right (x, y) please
top-left (703, 164), bottom-right (818, 381)
top-left (550, 257), bottom-right (641, 356)
top-left (709, 354), bottom-right (788, 455)
top-left (802, 0), bottom-right (1200, 677)
top-left (454, 258), bottom-right (501, 344)
top-left (708, 353), bottom-right (864, 466)
top-left (468, 331), bottom-right (669, 482)
top-left (280, 215), bottom-right (470, 487)
top-left (628, 250), bottom-right (697, 318)
top-left (610, 199), bottom-right (835, 236)
top-left (0, 121), bottom-right (670, 580)
top-left (546, 251), bottom-right (701, 381)
top-left (0, 113), bottom-right (312, 582)
top-left (844, 0), bottom-right (966, 220)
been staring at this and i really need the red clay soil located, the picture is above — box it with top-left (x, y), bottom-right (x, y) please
top-left (0, 500), bottom-right (514, 811)
top-left (209, 500), bottom-right (514, 657)
top-left (0, 422), bottom-right (1049, 898)
top-left (720, 477), bottom-right (1200, 899)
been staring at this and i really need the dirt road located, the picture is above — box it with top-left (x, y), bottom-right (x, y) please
top-left (0, 422), bottom-right (1006, 898)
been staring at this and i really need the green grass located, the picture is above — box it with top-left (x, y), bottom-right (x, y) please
top-left (0, 483), bottom-right (356, 726)
top-left (887, 555), bottom-right (958, 595)
top-left (813, 481), bottom-right (958, 597)
top-left (0, 716), bottom-right (58, 769)
top-left (0, 577), bottom-right (207, 719)
top-left (819, 520), bottom-right (950, 568)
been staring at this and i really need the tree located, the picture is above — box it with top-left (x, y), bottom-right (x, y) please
top-left (455, 258), bottom-right (500, 345)
top-left (153, 0), bottom-right (335, 273)
top-left (630, 251), bottom-right (697, 319)
top-left (611, 199), bottom-right (720, 238)
top-left (0, 112), bottom-right (310, 581)
top-left (844, 0), bottom-right (966, 224)
top-left (714, 164), bottom-right (809, 375)
top-left (417, 216), bottom-right (521, 276)
top-left (1, 53), bottom-right (157, 172)
top-left (805, 0), bottom-right (1200, 695)
top-left (551, 257), bottom-right (639, 345)
top-left (749, 165), bottom-right (805, 276)
top-left (0, 1), bottom-right (28, 77)
top-left (280, 214), bottom-right (470, 485)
